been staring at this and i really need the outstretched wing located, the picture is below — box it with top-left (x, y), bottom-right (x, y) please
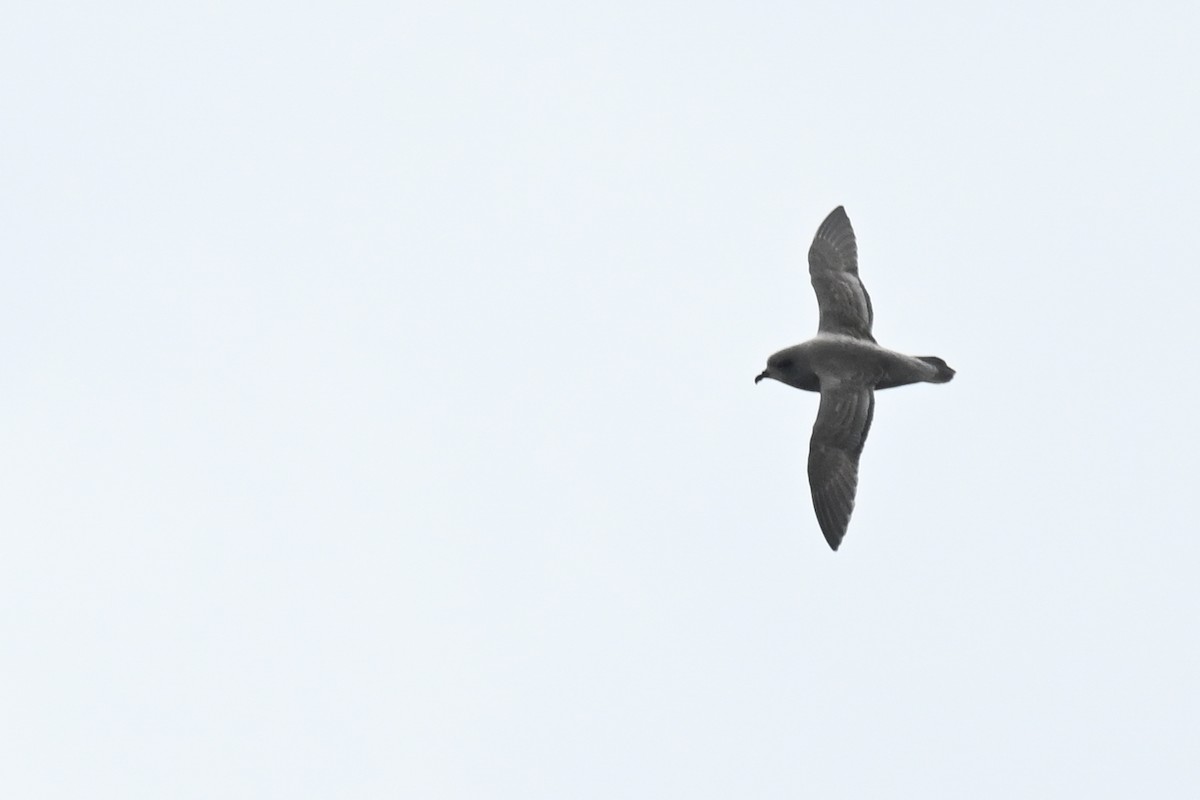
top-left (807, 383), bottom-right (875, 550)
top-left (808, 206), bottom-right (874, 341)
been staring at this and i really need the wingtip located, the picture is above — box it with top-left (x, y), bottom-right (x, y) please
top-left (816, 206), bottom-right (853, 238)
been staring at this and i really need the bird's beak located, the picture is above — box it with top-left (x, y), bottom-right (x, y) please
top-left (755, 370), bottom-right (769, 384)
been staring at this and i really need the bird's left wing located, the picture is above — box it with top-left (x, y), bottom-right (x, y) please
top-left (808, 206), bottom-right (875, 341)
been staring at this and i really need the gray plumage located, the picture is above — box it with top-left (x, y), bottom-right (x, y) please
top-left (756, 207), bottom-right (954, 551)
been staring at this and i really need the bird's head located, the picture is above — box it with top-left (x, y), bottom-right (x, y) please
top-left (755, 351), bottom-right (795, 384)
top-left (755, 347), bottom-right (819, 392)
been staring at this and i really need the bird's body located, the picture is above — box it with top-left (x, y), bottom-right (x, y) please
top-left (756, 207), bottom-right (954, 551)
top-left (764, 334), bottom-right (948, 394)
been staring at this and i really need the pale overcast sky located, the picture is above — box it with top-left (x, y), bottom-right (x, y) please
top-left (5, 1), bottom-right (1200, 797)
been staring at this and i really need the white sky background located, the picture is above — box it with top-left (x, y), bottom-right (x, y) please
top-left (4, 1), bottom-right (1200, 797)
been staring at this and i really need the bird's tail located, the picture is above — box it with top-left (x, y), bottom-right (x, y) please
top-left (917, 356), bottom-right (955, 383)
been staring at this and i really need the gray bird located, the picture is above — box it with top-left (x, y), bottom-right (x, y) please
top-left (756, 207), bottom-right (954, 550)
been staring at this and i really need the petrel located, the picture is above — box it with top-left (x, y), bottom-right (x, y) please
top-left (756, 207), bottom-right (954, 550)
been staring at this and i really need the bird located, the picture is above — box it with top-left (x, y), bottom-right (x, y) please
top-left (756, 206), bottom-right (954, 551)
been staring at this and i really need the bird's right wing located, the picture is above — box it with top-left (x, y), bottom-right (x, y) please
top-left (807, 382), bottom-right (875, 550)
top-left (808, 206), bottom-right (875, 341)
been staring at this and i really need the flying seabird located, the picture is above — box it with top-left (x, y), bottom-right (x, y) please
top-left (756, 207), bottom-right (955, 551)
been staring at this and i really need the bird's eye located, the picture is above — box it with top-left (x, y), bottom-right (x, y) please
top-left (775, 359), bottom-right (792, 370)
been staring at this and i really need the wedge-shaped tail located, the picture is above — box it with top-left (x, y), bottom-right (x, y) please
top-left (916, 356), bottom-right (955, 383)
